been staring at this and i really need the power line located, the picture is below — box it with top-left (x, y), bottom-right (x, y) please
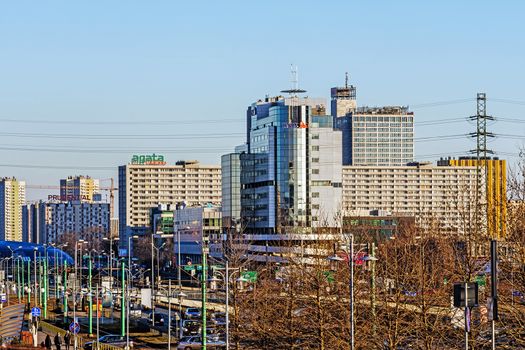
top-left (410, 98), bottom-right (474, 109)
top-left (0, 131), bottom-right (244, 140)
top-left (489, 98), bottom-right (525, 106)
top-left (415, 117), bottom-right (466, 126)
top-left (0, 163), bottom-right (116, 170)
top-left (0, 117), bottom-right (243, 125)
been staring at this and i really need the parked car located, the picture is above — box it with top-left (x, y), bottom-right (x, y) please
top-left (150, 313), bottom-right (167, 326)
top-left (141, 310), bottom-right (166, 327)
top-left (83, 335), bottom-right (132, 350)
top-left (184, 307), bottom-right (201, 319)
top-left (176, 336), bottom-right (225, 349)
top-left (210, 312), bottom-right (227, 326)
top-left (182, 320), bottom-right (202, 336)
top-left (129, 302), bottom-right (142, 317)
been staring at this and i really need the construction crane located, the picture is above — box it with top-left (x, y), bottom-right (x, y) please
top-left (26, 178), bottom-right (117, 218)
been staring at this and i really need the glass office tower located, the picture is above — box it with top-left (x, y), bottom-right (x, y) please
top-left (239, 95), bottom-right (342, 236)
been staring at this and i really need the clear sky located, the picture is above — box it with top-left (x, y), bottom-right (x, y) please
top-left (0, 1), bottom-right (524, 201)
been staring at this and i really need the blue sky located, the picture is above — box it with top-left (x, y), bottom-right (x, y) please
top-left (0, 1), bottom-right (524, 200)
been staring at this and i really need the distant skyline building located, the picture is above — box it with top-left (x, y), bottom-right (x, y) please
top-left (23, 201), bottom-right (110, 244)
top-left (0, 177), bottom-right (26, 242)
top-left (118, 158), bottom-right (221, 251)
top-left (22, 203), bottom-right (42, 243)
top-left (59, 175), bottom-right (100, 202)
top-left (331, 74), bottom-right (357, 118)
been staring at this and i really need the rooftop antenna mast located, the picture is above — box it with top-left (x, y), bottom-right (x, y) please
top-left (281, 64), bottom-right (307, 96)
top-left (345, 72), bottom-right (349, 88)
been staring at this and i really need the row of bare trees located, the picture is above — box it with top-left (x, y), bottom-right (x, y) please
top-left (224, 156), bottom-right (525, 349)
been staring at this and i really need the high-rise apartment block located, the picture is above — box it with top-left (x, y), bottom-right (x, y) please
top-left (118, 158), bottom-right (221, 249)
top-left (342, 162), bottom-right (479, 232)
top-left (23, 201), bottom-right (110, 244)
top-left (60, 175), bottom-right (100, 202)
top-left (337, 106), bottom-right (414, 166)
top-left (22, 203), bottom-right (42, 243)
top-left (0, 177), bottom-right (26, 241)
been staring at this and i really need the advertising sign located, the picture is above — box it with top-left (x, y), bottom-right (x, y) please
top-left (48, 195), bottom-right (91, 201)
top-left (131, 154), bottom-right (166, 165)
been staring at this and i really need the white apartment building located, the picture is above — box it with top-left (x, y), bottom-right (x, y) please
top-left (0, 177), bottom-right (26, 241)
top-left (342, 162), bottom-right (479, 232)
top-left (118, 160), bottom-right (221, 249)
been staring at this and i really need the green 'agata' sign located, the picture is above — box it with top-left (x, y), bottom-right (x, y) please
top-left (131, 154), bottom-right (166, 165)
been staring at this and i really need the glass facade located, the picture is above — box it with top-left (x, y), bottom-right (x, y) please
top-left (239, 96), bottom-right (342, 234)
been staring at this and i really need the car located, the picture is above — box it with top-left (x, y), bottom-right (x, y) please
top-left (210, 312), bottom-right (227, 326)
top-left (141, 311), bottom-right (166, 327)
top-left (149, 313), bottom-right (167, 326)
top-left (206, 327), bottom-right (223, 341)
top-left (182, 320), bottom-right (202, 336)
top-left (176, 336), bottom-right (225, 349)
top-left (184, 307), bottom-right (201, 319)
top-left (129, 302), bottom-right (142, 317)
top-left (83, 335), bottom-right (132, 350)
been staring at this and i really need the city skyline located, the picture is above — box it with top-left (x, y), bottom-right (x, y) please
top-left (1, 1), bottom-right (524, 202)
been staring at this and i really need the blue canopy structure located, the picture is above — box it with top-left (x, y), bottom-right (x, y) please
top-left (0, 241), bottom-right (74, 265)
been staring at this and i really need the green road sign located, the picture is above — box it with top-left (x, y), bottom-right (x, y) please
top-left (241, 271), bottom-right (257, 283)
top-left (323, 271), bottom-right (335, 283)
top-left (475, 275), bottom-right (486, 287)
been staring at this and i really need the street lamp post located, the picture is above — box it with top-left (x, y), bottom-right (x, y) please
top-left (330, 234), bottom-right (355, 350)
top-left (43, 244), bottom-right (49, 319)
top-left (88, 250), bottom-right (94, 336)
top-left (21, 256), bottom-right (25, 300)
top-left (27, 259), bottom-right (31, 305)
top-left (150, 239), bottom-right (166, 324)
top-left (168, 279), bottom-right (171, 350)
top-left (16, 256), bottom-right (21, 302)
top-left (211, 261), bottom-right (244, 350)
top-left (74, 240), bottom-right (86, 350)
top-left (176, 291), bottom-right (186, 339)
top-left (33, 248), bottom-right (38, 307)
top-left (121, 259), bottom-right (126, 338)
top-left (63, 259), bottom-right (68, 324)
top-left (151, 236), bottom-right (155, 324)
top-left (128, 236), bottom-right (138, 290)
top-left (201, 236), bottom-right (209, 350)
